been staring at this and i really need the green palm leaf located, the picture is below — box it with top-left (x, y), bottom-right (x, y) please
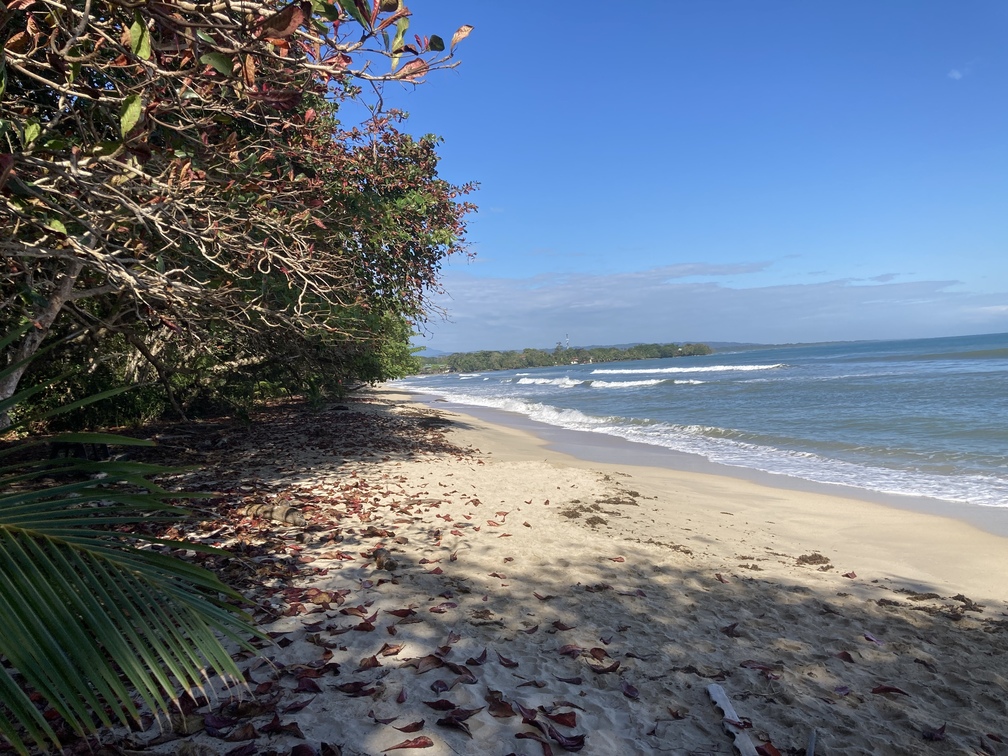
top-left (0, 342), bottom-right (262, 754)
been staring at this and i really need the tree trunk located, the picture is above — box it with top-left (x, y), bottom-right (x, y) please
top-left (0, 259), bottom-right (84, 428)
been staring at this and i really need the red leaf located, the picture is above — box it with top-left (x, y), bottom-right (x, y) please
top-left (422, 699), bottom-right (457, 711)
top-left (382, 737), bottom-right (433, 752)
top-left (715, 573), bottom-right (729, 583)
top-left (428, 602), bottom-right (456, 614)
top-left (552, 621), bottom-right (575, 631)
top-left (609, 556), bottom-right (625, 562)
top-left (843, 571), bottom-right (857, 578)
top-left (395, 720), bottom-right (425, 733)
top-left (541, 710), bottom-right (577, 727)
top-left (534, 592), bottom-right (554, 601)
top-left (756, 743), bottom-right (783, 756)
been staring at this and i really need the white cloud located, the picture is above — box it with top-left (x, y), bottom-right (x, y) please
top-left (947, 69), bottom-right (963, 80)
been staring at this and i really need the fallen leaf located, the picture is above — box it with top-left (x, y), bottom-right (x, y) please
top-left (555, 675), bottom-right (583, 685)
top-left (843, 571), bottom-right (857, 579)
top-left (534, 592), bottom-right (554, 601)
top-left (382, 737), bottom-right (433, 752)
top-left (552, 621), bottom-right (576, 631)
top-left (871, 685), bottom-right (910, 696)
top-left (864, 632), bottom-right (884, 645)
top-left (833, 651), bottom-right (855, 663)
top-left (429, 602), bottom-right (457, 614)
top-left (394, 720), bottom-right (425, 733)
top-left (715, 573), bottom-right (729, 583)
top-left (466, 648), bottom-right (488, 666)
top-left (756, 743), bottom-right (783, 756)
top-left (721, 622), bottom-right (741, 637)
top-left (497, 651), bottom-right (519, 668)
top-left (922, 723), bottom-right (946, 741)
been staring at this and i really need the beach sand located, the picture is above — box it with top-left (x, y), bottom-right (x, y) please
top-left (121, 387), bottom-right (1008, 756)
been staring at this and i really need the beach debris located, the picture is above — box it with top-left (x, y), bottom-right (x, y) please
top-left (833, 651), bottom-right (855, 663)
top-left (863, 632), bottom-right (884, 645)
top-left (721, 622), bottom-right (742, 637)
top-left (368, 710), bottom-right (397, 725)
top-left (842, 571), bottom-right (857, 578)
top-left (715, 573), bottom-right (729, 583)
top-left (707, 683), bottom-right (759, 756)
top-left (620, 680), bottom-right (640, 699)
top-left (756, 742), bottom-right (783, 756)
top-left (922, 723), bottom-right (946, 741)
top-left (382, 736), bottom-right (433, 752)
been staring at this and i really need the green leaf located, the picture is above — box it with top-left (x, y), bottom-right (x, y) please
top-left (200, 52), bottom-right (233, 76)
top-left (119, 94), bottom-right (142, 138)
top-left (428, 34), bottom-right (444, 52)
top-left (337, 0), bottom-right (368, 28)
top-left (22, 120), bottom-right (40, 146)
top-left (130, 13), bottom-right (151, 60)
top-left (46, 218), bottom-right (66, 235)
top-left (390, 15), bottom-right (409, 71)
top-left (197, 30), bottom-right (217, 45)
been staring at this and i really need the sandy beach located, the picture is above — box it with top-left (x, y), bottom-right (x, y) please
top-left (117, 387), bottom-right (1008, 756)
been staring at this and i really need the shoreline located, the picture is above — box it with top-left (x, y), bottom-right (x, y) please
top-left (403, 388), bottom-right (1008, 539)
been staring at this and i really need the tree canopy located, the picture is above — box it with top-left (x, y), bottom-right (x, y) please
top-left (1, 0), bottom-right (475, 421)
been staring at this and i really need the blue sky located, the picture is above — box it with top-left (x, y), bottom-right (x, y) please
top-left (366, 1), bottom-right (1007, 351)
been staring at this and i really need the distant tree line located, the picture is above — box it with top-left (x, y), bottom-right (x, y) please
top-left (419, 342), bottom-right (713, 374)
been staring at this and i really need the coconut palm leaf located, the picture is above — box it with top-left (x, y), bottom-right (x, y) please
top-left (0, 345), bottom-right (261, 754)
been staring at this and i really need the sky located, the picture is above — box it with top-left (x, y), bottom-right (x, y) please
top-left (361, 1), bottom-right (1007, 352)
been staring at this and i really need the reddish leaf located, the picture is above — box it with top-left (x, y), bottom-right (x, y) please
top-left (534, 592), bottom-right (554, 601)
top-left (721, 622), bottom-right (741, 637)
top-left (557, 644), bottom-right (584, 657)
top-left (552, 621), bottom-right (575, 631)
top-left (715, 573), bottom-right (728, 583)
top-left (833, 651), bottom-right (855, 663)
top-left (497, 651), bottom-right (519, 668)
top-left (296, 677), bottom-right (322, 693)
top-left (586, 659), bottom-right (620, 674)
top-left (541, 710), bottom-right (577, 727)
top-left (545, 723), bottom-right (585, 751)
top-left (466, 648), bottom-right (488, 666)
top-left (396, 688), bottom-right (408, 704)
top-left (922, 723), bottom-right (946, 741)
top-left (620, 680), bottom-right (640, 699)
top-left (843, 571), bottom-right (857, 578)
top-left (382, 737), bottom-right (433, 752)
top-left (756, 743), bottom-right (782, 756)
top-left (395, 720), bottom-right (425, 733)
top-left (864, 632), bottom-right (884, 645)
top-left (283, 698), bottom-right (315, 714)
top-left (609, 556), bottom-right (625, 562)
top-left (429, 602), bottom-right (457, 614)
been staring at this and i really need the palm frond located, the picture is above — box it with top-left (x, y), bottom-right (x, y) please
top-left (0, 344), bottom-right (262, 754)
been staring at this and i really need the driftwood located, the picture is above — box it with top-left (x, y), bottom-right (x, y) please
top-left (706, 683), bottom-right (758, 756)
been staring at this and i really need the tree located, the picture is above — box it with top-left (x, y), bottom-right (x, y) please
top-left (0, 0), bottom-right (475, 421)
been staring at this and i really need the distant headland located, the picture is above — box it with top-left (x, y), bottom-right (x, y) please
top-left (417, 342), bottom-right (712, 374)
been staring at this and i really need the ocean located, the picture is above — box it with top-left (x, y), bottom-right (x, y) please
top-left (394, 332), bottom-right (1008, 511)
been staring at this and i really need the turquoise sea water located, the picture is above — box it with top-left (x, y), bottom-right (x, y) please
top-left (395, 333), bottom-right (1008, 509)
